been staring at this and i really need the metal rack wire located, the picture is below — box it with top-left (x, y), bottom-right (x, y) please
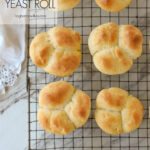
top-left (27, 0), bottom-right (150, 149)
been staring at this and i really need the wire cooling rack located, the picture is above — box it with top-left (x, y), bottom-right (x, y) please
top-left (27, 0), bottom-right (150, 149)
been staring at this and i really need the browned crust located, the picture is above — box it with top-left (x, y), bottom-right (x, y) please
top-left (93, 47), bottom-right (133, 75)
top-left (95, 0), bottom-right (133, 12)
top-left (88, 22), bottom-right (143, 75)
top-left (29, 33), bottom-right (52, 67)
top-left (65, 90), bottom-right (91, 127)
top-left (95, 88), bottom-right (143, 135)
top-left (119, 25), bottom-right (143, 59)
top-left (29, 26), bottom-right (82, 77)
top-left (39, 81), bottom-right (74, 109)
top-left (38, 81), bottom-right (91, 135)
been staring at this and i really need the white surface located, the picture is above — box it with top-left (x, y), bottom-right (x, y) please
top-left (0, 99), bottom-right (27, 150)
top-left (0, 25), bottom-right (25, 94)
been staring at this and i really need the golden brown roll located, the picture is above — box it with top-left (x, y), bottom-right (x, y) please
top-left (95, 0), bottom-right (133, 12)
top-left (95, 88), bottom-right (143, 135)
top-left (88, 22), bottom-right (143, 75)
top-left (38, 81), bottom-right (91, 135)
top-left (30, 26), bottom-right (81, 77)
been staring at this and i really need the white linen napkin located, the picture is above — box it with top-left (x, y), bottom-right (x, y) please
top-left (0, 25), bottom-right (25, 94)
